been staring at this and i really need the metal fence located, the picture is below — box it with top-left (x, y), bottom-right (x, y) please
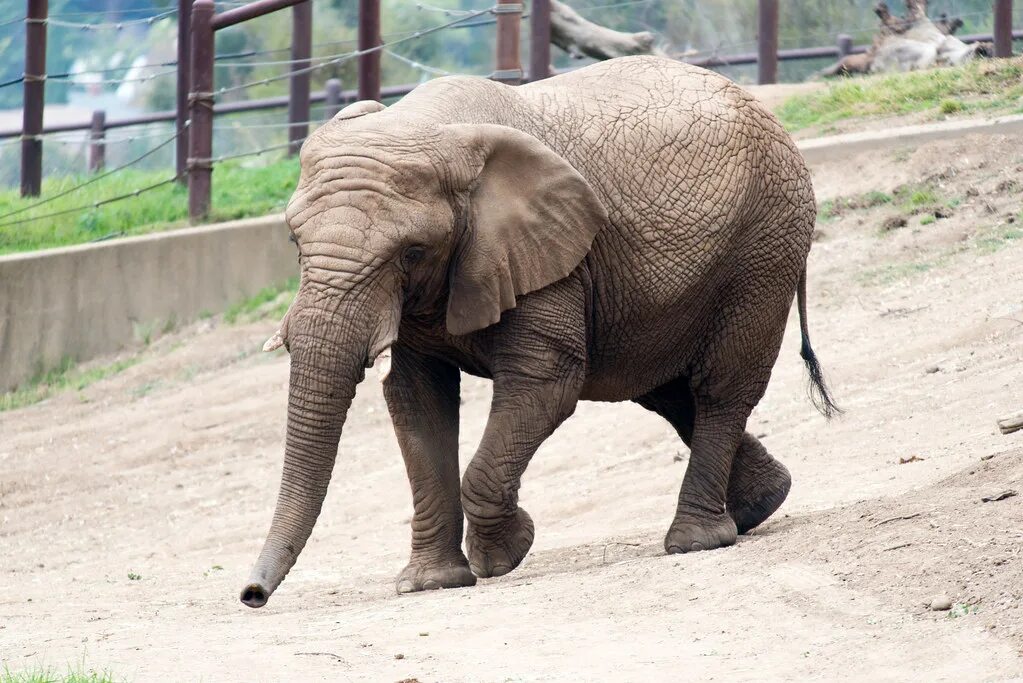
top-left (0, 0), bottom-right (1018, 226)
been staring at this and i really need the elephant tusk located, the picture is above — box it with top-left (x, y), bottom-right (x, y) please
top-left (263, 330), bottom-right (284, 352)
top-left (373, 348), bottom-right (392, 381)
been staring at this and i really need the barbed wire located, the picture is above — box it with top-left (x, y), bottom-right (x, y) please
top-left (214, 119), bottom-right (324, 130)
top-left (414, 2), bottom-right (484, 17)
top-left (576, 0), bottom-right (654, 12)
top-left (60, 68), bottom-right (179, 86)
top-left (385, 49), bottom-right (452, 76)
top-left (41, 6), bottom-right (183, 18)
top-left (0, 175), bottom-right (181, 229)
top-left (0, 126), bottom-right (180, 148)
top-left (215, 7), bottom-right (494, 98)
top-left (213, 54), bottom-right (342, 68)
top-left (207, 139), bottom-right (304, 164)
top-left (37, 10), bottom-right (178, 30)
top-left (0, 67), bottom-right (178, 90)
top-left (0, 126), bottom-right (184, 222)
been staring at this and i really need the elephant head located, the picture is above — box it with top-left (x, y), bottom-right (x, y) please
top-left (240, 100), bottom-right (607, 608)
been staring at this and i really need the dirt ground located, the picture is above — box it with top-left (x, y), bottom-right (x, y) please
top-left (2, 129), bottom-right (1023, 681)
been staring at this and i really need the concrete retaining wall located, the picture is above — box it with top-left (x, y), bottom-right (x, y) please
top-left (0, 215), bottom-right (295, 392)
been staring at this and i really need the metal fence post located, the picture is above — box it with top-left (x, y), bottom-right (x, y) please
top-left (529, 0), bottom-right (551, 82)
top-left (21, 0), bottom-right (47, 197)
top-left (837, 33), bottom-right (853, 57)
top-left (994, 0), bottom-right (1014, 57)
top-left (358, 0), bottom-right (381, 101)
top-left (493, 0), bottom-right (523, 84)
top-left (324, 78), bottom-right (342, 118)
top-left (757, 0), bottom-right (778, 85)
top-left (188, 0), bottom-right (215, 223)
top-left (176, 0), bottom-right (193, 181)
top-left (88, 110), bottom-right (106, 173)
top-left (288, 0), bottom-right (312, 155)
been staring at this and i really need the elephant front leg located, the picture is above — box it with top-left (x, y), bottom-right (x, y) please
top-left (461, 374), bottom-right (583, 578)
top-left (383, 345), bottom-right (476, 594)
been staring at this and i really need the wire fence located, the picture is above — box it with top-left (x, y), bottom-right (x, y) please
top-left (0, 3), bottom-right (497, 224)
top-left (213, 7), bottom-right (493, 98)
top-left (1, 0), bottom-right (1020, 229)
top-left (0, 126), bottom-right (185, 222)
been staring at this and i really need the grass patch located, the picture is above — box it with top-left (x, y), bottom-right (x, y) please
top-left (224, 277), bottom-right (299, 324)
top-left (0, 356), bottom-right (140, 412)
top-left (0, 157), bottom-right (299, 255)
top-left (974, 226), bottom-right (1023, 253)
top-left (859, 259), bottom-right (939, 286)
top-left (776, 57), bottom-right (1023, 132)
top-left (890, 181), bottom-right (954, 216)
top-left (1, 665), bottom-right (120, 683)
top-left (860, 223), bottom-right (1021, 286)
top-left (818, 190), bottom-right (892, 221)
top-left (904, 187), bottom-right (939, 208)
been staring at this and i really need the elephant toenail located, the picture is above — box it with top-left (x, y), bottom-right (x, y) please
top-left (690, 542), bottom-right (704, 551)
top-left (396, 580), bottom-right (415, 594)
top-left (422, 579), bottom-right (440, 590)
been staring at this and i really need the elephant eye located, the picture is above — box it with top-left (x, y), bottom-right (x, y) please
top-left (401, 245), bottom-right (426, 267)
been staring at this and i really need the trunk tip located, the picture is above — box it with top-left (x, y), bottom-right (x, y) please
top-left (240, 583), bottom-right (270, 609)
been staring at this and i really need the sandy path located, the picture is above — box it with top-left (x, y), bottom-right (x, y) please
top-left (1, 133), bottom-right (1022, 682)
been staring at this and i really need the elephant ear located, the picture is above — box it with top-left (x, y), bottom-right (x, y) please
top-left (443, 124), bottom-right (608, 336)
top-left (332, 100), bottom-right (386, 122)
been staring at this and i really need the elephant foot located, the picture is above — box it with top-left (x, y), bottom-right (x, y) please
top-left (395, 554), bottom-right (477, 594)
top-left (727, 451), bottom-right (791, 535)
top-left (465, 507), bottom-right (534, 578)
top-left (664, 508), bottom-right (737, 554)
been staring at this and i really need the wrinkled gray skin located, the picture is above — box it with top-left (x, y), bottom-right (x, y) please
top-left (240, 56), bottom-right (834, 608)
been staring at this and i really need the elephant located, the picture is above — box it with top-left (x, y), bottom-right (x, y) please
top-left (239, 55), bottom-right (838, 609)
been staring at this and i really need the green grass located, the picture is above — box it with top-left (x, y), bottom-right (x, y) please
top-left (0, 157), bottom-right (300, 255)
top-left (818, 190), bottom-right (892, 221)
top-left (776, 57), bottom-right (1023, 133)
top-left (1, 666), bottom-right (119, 683)
top-left (0, 355), bottom-right (140, 412)
top-left (859, 222), bottom-right (1022, 286)
top-left (859, 259), bottom-right (940, 286)
top-left (224, 277), bottom-right (299, 324)
top-left (975, 226), bottom-right (1023, 253)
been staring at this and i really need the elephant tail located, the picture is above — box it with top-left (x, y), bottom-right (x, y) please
top-left (797, 266), bottom-right (841, 419)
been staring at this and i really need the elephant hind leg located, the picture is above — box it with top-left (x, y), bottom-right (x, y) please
top-left (728, 433), bottom-right (791, 535)
top-left (635, 376), bottom-right (791, 542)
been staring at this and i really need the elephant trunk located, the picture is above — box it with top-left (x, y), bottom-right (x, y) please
top-left (240, 310), bottom-right (367, 609)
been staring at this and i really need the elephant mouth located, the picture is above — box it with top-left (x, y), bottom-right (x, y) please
top-left (240, 583), bottom-right (270, 609)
